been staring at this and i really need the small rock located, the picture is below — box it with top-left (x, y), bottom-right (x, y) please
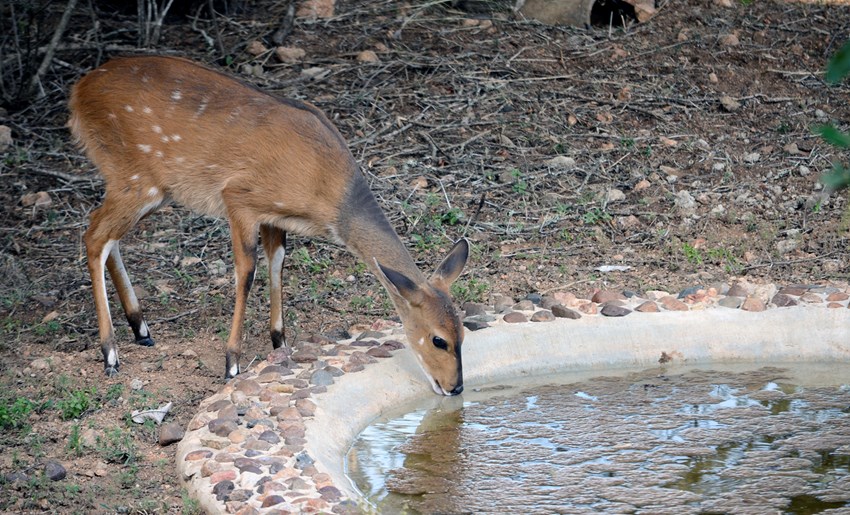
top-left (659, 296), bottom-right (688, 311)
top-left (544, 156), bottom-right (576, 170)
top-left (209, 259), bottom-right (227, 276)
top-left (827, 292), bottom-right (849, 302)
top-left (463, 302), bottom-right (488, 316)
top-left (211, 469), bottom-right (238, 485)
top-left (718, 297), bottom-right (743, 309)
top-left (606, 189), bottom-right (626, 203)
top-left (29, 358), bottom-right (52, 371)
top-left (309, 369), bottom-right (335, 386)
top-left (463, 319), bottom-right (490, 331)
top-left (493, 295), bottom-right (515, 313)
top-left (319, 485), bottom-right (343, 502)
top-left (296, 0), bottom-right (334, 18)
top-left (44, 460), bottom-right (66, 481)
top-left (674, 190), bottom-right (697, 214)
top-left (720, 33), bottom-right (739, 46)
top-left (246, 40), bottom-right (268, 56)
top-left (258, 430), bottom-right (281, 444)
top-left (775, 239), bottom-right (798, 255)
top-left (295, 452), bottom-right (314, 469)
top-left (301, 66), bottom-right (329, 80)
top-left (208, 419), bottom-right (238, 437)
top-left (366, 346), bottom-right (393, 358)
top-left (296, 399), bottom-right (316, 417)
top-left (634, 179), bottom-right (651, 192)
top-left (742, 152), bottom-right (760, 164)
top-left (720, 95), bottom-right (741, 112)
top-left (235, 379), bottom-right (262, 396)
top-left (513, 300), bottom-right (535, 311)
top-left (159, 422), bottom-right (184, 446)
top-left (530, 310), bottom-right (555, 322)
top-left (591, 290), bottom-right (626, 304)
top-left (741, 297), bottom-right (766, 312)
top-left (20, 191), bottom-right (52, 208)
top-left (551, 305), bottom-right (581, 319)
top-left (771, 294), bottom-right (798, 307)
top-left (576, 302), bottom-right (598, 315)
top-left (184, 449), bottom-right (213, 461)
top-left (502, 312), bottom-right (528, 323)
top-left (212, 479), bottom-right (235, 500)
top-left (601, 304), bottom-right (631, 317)
top-left (291, 350), bottom-right (318, 363)
top-left (356, 50), bottom-right (380, 63)
top-left (635, 301), bottom-right (659, 313)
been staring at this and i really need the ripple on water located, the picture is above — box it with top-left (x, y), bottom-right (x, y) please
top-left (346, 364), bottom-right (850, 515)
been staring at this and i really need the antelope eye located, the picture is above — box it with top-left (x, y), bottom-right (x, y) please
top-left (432, 336), bottom-right (449, 350)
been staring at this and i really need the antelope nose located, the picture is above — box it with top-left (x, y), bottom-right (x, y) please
top-left (449, 384), bottom-right (464, 396)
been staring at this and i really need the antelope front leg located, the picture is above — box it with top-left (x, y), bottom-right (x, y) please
top-left (224, 215), bottom-right (259, 380)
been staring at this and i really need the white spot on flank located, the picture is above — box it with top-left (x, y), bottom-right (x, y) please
top-left (141, 75), bottom-right (149, 83)
top-left (171, 134), bottom-right (182, 142)
top-left (152, 125), bottom-right (162, 133)
top-left (137, 144), bottom-right (151, 153)
top-left (161, 136), bottom-right (170, 143)
top-left (124, 105), bottom-right (134, 112)
top-left (148, 187), bottom-right (159, 197)
top-left (142, 107), bottom-right (152, 114)
top-left (174, 156), bottom-right (185, 164)
top-left (171, 90), bottom-right (182, 101)
top-left (107, 113), bottom-right (117, 120)
top-left (130, 174), bottom-right (139, 181)
top-left (154, 150), bottom-right (164, 158)
top-left (195, 101), bottom-right (208, 118)
top-left (274, 202), bottom-right (285, 208)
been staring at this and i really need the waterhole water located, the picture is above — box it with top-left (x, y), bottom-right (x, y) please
top-left (346, 364), bottom-right (850, 514)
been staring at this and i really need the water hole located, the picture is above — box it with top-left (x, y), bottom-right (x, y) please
top-left (346, 364), bottom-right (850, 514)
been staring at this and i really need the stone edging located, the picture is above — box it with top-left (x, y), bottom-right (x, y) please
top-left (176, 283), bottom-right (850, 514)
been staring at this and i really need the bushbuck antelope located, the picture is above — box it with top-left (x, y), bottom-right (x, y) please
top-left (69, 56), bottom-right (469, 396)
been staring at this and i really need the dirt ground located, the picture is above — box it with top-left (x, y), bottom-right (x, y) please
top-left (0, 0), bottom-right (849, 512)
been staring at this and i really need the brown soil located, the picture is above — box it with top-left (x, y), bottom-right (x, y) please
top-left (0, 0), bottom-right (848, 512)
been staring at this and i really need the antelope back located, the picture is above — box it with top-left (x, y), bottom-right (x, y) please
top-left (68, 56), bottom-right (355, 237)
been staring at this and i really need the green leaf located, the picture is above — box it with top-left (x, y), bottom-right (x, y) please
top-left (814, 124), bottom-right (850, 148)
top-left (821, 163), bottom-right (850, 192)
top-left (826, 40), bottom-right (850, 84)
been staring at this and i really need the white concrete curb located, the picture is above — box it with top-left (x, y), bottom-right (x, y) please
top-left (306, 306), bottom-right (850, 500)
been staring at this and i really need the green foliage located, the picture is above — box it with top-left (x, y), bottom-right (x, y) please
top-left (96, 427), bottom-right (137, 465)
top-left (57, 387), bottom-right (96, 420)
top-left (826, 39), bottom-right (850, 85)
top-left (0, 397), bottom-right (34, 430)
top-left (818, 40), bottom-right (850, 193)
top-left (450, 277), bottom-right (489, 304)
top-left (67, 423), bottom-right (84, 456)
top-left (582, 207), bottom-right (612, 225)
top-left (681, 243), bottom-right (703, 265)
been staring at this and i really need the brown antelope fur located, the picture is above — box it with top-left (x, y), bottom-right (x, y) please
top-left (68, 56), bottom-right (469, 395)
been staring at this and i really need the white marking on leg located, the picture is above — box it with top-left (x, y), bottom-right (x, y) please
top-left (106, 348), bottom-right (119, 367)
top-left (228, 363), bottom-right (239, 377)
top-left (138, 320), bottom-right (149, 338)
top-left (270, 246), bottom-right (285, 332)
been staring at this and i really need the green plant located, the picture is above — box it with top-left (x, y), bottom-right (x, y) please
top-left (181, 489), bottom-right (202, 515)
top-left (96, 427), bottom-right (137, 465)
top-left (67, 423), bottom-right (84, 456)
top-left (440, 208), bottom-right (464, 226)
top-left (450, 277), bottom-right (489, 304)
top-left (817, 40), bottom-right (850, 193)
top-left (681, 243), bottom-right (703, 265)
top-left (582, 207), bottom-right (611, 225)
top-left (0, 397), bottom-right (34, 430)
top-left (510, 168), bottom-right (529, 195)
top-left (58, 387), bottom-right (96, 420)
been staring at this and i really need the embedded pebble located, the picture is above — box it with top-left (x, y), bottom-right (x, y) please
top-left (531, 310), bottom-right (555, 322)
top-left (44, 460), bottom-right (66, 481)
top-left (502, 312), bottom-right (529, 323)
top-left (551, 305), bottom-right (581, 319)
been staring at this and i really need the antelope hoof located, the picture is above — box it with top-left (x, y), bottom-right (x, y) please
top-left (271, 330), bottom-right (284, 349)
top-left (135, 336), bottom-right (155, 347)
top-left (104, 364), bottom-right (120, 377)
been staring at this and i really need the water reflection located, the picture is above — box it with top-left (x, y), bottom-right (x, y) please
top-left (347, 365), bottom-right (850, 514)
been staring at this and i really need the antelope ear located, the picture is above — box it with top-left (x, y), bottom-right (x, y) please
top-left (374, 259), bottom-right (424, 306)
top-left (431, 238), bottom-right (469, 292)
